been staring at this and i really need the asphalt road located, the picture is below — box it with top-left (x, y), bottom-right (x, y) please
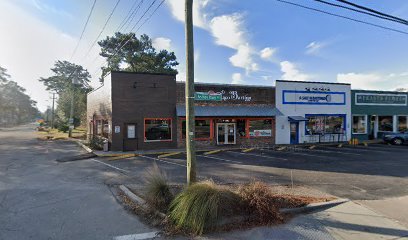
top-left (96, 142), bottom-right (408, 201)
top-left (0, 124), bottom-right (155, 240)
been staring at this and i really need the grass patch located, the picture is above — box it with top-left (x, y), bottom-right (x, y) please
top-left (168, 181), bottom-right (241, 235)
top-left (238, 181), bottom-right (283, 224)
top-left (144, 163), bottom-right (174, 213)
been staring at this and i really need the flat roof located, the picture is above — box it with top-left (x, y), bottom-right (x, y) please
top-left (111, 70), bottom-right (177, 76)
top-left (176, 81), bottom-right (275, 88)
top-left (276, 80), bottom-right (351, 86)
top-left (352, 89), bottom-right (408, 94)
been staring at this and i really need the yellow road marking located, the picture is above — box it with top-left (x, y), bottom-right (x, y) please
top-left (241, 148), bottom-right (254, 153)
top-left (108, 154), bottom-right (136, 161)
top-left (203, 150), bottom-right (221, 155)
top-left (308, 145), bottom-right (316, 150)
top-left (276, 146), bottom-right (286, 151)
top-left (158, 152), bottom-right (181, 158)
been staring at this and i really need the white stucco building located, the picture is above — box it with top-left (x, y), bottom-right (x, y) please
top-left (275, 80), bottom-right (352, 144)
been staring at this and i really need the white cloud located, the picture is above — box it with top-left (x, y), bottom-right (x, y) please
top-left (0, 1), bottom-right (77, 112)
top-left (260, 47), bottom-right (276, 60)
top-left (166, 0), bottom-right (209, 29)
top-left (209, 14), bottom-right (246, 49)
top-left (280, 61), bottom-right (311, 81)
top-left (152, 37), bottom-right (172, 50)
top-left (337, 72), bottom-right (408, 90)
top-left (305, 40), bottom-right (331, 56)
top-left (231, 73), bottom-right (244, 84)
top-left (32, 0), bottom-right (73, 19)
top-left (229, 44), bottom-right (258, 73)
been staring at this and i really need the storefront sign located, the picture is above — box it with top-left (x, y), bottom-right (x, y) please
top-left (195, 92), bottom-right (222, 101)
top-left (220, 90), bottom-right (252, 102)
top-left (282, 90), bottom-right (346, 105)
top-left (114, 126), bottom-right (120, 133)
top-left (249, 129), bottom-right (272, 137)
top-left (355, 93), bottom-right (407, 106)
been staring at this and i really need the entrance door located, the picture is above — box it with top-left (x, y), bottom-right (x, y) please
top-left (290, 122), bottom-right (299, 144)
top-left (216, 123), bottom-right (236, 145)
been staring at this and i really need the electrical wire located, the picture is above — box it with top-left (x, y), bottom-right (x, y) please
top-left (84, 0), bottom-right (122, 59)
top-left (314, 0), bottom-right (408, 26)
top-left (276, 0), bottom-right (408, 36)
top-left (70, 0), bottom-right (97, 61)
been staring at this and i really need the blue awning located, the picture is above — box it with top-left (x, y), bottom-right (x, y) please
top-left (288, 116), bottom-right (309, 122)
top-left (176, 105), bottom-right (283, 117)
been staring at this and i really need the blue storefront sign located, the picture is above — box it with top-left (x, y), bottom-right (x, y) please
top-left (282, 90), bottom-right (346, 105)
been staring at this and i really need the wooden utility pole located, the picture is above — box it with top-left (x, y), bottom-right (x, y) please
top-left (185, 0), bottom-right (196, 185)
top-left (51, 93), bottom-right (56, 129)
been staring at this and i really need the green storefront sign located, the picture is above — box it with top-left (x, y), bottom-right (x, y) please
top-left (355, 93), bottom-right (407, 106)
top-left (195, 92), bottom-right (222, 101)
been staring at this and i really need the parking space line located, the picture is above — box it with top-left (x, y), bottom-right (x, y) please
top-left (198, 155), bottom-right (243, 164)
top-left (139, 155), bottom-right (186, 168)
top-left (311, 148), bottom-right (362, 156)
top-left (259, 149), bottom-right (335, 159)
top-left (113, 231), bottom-right (159, 240)
top-left (91, 159), bottom-right (130, 173)
top-left (157, 152), bottom-right (181, 158)
top-left (227, 151), bottom-right (288, 161)
top-left (326, 146), bottom-right (389, 153)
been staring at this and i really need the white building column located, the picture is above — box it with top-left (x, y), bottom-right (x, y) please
top-left (393, 115), bottom-right (398, 133)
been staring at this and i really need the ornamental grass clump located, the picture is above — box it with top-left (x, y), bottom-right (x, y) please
top-left (144, 163), bottom-right (173, 213)
top-left (168, 181), bottom-right (240, 235)
top-left (238, 181), bottom-right (283, 224)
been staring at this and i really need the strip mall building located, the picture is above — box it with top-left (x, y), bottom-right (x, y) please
top-left (87, 71), bottom-right (406, 151)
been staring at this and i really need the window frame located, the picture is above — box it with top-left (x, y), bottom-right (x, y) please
top-left (352, 114), bottom-right (367, 135)
top-left (305, 114), bottom-right (346, 135)
top-left (397, 115), bottom-right (408, 132)
top-left (144, 118), bottom-right (173, 142)
top-left (378, 115), bottom-right (394, 132)
top-left (248, 118), bottom-right (273, 138)
top-left (179, 118), bottom-right (213, 141)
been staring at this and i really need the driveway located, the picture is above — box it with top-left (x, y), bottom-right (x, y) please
top-left (0, 124), bottom-right (155, 240)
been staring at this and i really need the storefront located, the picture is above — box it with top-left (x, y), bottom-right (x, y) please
top-left (87, 71), bottom-right (282, 151)
top-left (175, 82), bottom-right (282, 148)
top-left (275, 80), bottom-right (352, 144)
top-left (351, 90), bottom-right (408, 141)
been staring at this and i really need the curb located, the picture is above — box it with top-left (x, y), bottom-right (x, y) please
top-left (72, 139), bottom-right (93, 153)
top-left (280, 198), bottom-right (349, 215)
top-left (119, 185), bottom-right (166, 218)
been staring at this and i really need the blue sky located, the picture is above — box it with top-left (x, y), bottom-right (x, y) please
top-left (0, 0), bottom-right (408, 111)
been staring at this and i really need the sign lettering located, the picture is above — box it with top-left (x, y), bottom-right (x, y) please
top-left (355, 93), bottom-right (407, 106)
top-left (283, 90), bottom-right (345, 105)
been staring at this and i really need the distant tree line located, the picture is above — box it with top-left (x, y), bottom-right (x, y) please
top-left (0, 66), bottom-right (39, 127)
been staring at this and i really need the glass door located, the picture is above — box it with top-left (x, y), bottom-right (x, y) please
top-left (290, 122), bottom-right (299, 144)
top-left (217, 123), bottom-right (236, 145)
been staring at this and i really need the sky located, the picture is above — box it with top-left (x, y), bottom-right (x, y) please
top-left (0, 0), bottom-right (408, 112)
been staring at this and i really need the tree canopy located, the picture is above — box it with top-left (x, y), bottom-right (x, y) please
top-left (39, 60), bottom-right (92, 93)
top-left (98, 33), bottom-right (178, 81)
top-left (39, 61), bottom-right (92, 128)
top-left (0, 66), bottom-right (39, 126)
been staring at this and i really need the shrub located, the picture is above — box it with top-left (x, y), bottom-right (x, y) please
top-left (58, 124), bottom-right (69, 133)
top-left (168, 181), bottom-right (240, 235)
top-left (88, 136), bottom-right (104, 150)
top-left (237, 181), bottom-right (283, 224)
top-left (144, 163), bottom-right (173, 213)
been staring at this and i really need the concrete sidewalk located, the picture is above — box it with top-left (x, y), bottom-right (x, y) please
top-left (201, 201), bottom-right (408, 240)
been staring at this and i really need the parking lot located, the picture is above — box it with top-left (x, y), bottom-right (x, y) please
top-left (92, 143), bottom-right (408, 200)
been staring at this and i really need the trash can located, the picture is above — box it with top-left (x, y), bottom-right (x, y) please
top-left (103, 139), bottom-right (109, 152)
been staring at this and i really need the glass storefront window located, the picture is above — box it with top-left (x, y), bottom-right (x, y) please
top-left (378, 116), bottom-right (393, 132)
top-left (398, 116), bottom-right (407, 132)
top-left (144, 119), bottom-right (172, 141)
top-left (352, 115), bottom-right (367, 134)
top-left (306, 115), bottom-right (345, 135)
top-left (237, 120), bottom-right (246, 137)
top-left (249, 119), bottom-right (272, 137)
top-left (181, 119), bottom-right (211, 139)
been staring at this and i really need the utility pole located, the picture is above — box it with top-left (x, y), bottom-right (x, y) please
top-left (185, 0), bottom-right (196, 185)
top-left (68, 72), bottom-right (76, 138)
top-left (50, 93), bottom-right (56, 129)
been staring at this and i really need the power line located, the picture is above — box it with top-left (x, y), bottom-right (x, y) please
top-left (70, 0), bottom-right (97, 61)
top-left (313, 0), bottom-right (408, 26)
top-left (84, 0), bottom-right (122, 59)
top-left (276, 0), bottom-right (408, 36)
top-left (94, 0), bottom-right (165, 80)
top-left (335, 0), bottom-right (408, 25)
top-left (116, 0), bottom-right (144, 33)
